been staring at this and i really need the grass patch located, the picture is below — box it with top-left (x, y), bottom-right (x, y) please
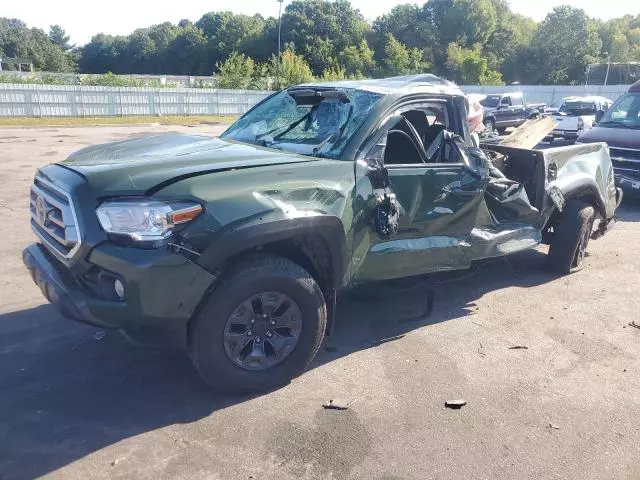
top-left (0, 115), bottom-right (238, 127)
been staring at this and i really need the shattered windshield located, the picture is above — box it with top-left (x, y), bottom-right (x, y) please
top-left (480, 95), bottom-right (501, 108)
top-left (221, 87), bottom-right (383, 158)
top-left (599, 93), bottom-right (640, 129)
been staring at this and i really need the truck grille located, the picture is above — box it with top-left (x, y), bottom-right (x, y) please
top-left (610, 147), bottom-right (640, 181)
top-left (30, 175), bottom-right (81, 259)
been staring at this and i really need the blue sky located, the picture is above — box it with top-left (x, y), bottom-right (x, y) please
top-left (4, 0), bottom-right (640, 45)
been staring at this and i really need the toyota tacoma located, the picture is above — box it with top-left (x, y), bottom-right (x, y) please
top-left (23, 74), bottom-right (622, 392)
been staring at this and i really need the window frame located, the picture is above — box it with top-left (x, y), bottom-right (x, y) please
top-left (358, 97), bottom-right (466, 170)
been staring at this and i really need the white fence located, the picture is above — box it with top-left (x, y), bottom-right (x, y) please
top-left (462, 85), bottom-right (631, 107)
top-left (0, 83), bottom-right (633, 118)
top-left (0, 84), bottom-right (272, 117)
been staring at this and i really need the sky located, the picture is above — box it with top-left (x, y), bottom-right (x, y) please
top-left (4, 0), bottom-right (640, 46)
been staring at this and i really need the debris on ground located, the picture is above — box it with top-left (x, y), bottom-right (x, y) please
top-left (629, 322), bottom-right (640, 330)
top-left (323, 399), bottom-right (357, 410)
top-left (445, 399), bottom-right (467, 409)
top-left (94, 331), bottom-right (106, 340)
top-left (509, 345), bottom-right (529, 350)
top-left (548, 423), bottom-right (560, 430)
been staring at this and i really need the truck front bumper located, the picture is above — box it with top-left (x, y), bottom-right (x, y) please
top-left (23, 243), bottom-right (214, 331)
top-left (615, 173), bottom-right (640, 196)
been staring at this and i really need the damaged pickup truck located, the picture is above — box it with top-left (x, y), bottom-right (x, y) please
top-left (23, 74), bottom-right (622, 392)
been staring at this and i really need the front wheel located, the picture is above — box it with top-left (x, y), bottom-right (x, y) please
top-left (547, 200), bottom-right (596, 274)
top-left (188, 255), bottom-right (327, 392)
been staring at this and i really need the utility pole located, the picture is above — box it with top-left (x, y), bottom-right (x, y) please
top-left (603, 52), bottom-right (611, 86)
top-left (278, 0), bottom-right (284, 58)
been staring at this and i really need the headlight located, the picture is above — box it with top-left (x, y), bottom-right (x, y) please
top-left (96, 199), bottom-right (202, 246)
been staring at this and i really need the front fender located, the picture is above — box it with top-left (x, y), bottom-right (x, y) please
top-left (196, 215), bottom-right (348, 288)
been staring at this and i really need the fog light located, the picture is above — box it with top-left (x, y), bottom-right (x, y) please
top-left (114, 279), bottom-right (125, 300)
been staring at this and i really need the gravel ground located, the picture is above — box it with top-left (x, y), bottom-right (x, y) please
top-left (0, 125), bottom-right (639, 480)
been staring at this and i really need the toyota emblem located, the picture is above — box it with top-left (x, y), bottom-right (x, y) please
top-left (35, 196), bottom-right (48, 226)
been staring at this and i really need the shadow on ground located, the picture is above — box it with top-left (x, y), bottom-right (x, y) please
top-left (0, 249), bottom-right (561, 479)
top-left (617, 194), bottom-right (640, 222)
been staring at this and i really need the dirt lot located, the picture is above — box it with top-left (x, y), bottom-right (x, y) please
top-left (1, 125), bottom-right (639, 480)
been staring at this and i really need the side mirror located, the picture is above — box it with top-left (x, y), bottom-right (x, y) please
top-left (595, 110), bottom-right (605, 124)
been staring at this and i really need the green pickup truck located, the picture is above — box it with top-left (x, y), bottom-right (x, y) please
top-left (23, 75), bottom-right (622, 392)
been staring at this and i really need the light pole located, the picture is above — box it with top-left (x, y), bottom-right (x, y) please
top-left (603, 52), bottom-right (611, 86)
top-left (277, 0), bottom-right (284, 58)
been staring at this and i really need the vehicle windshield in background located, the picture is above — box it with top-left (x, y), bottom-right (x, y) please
top-left (559, 101), bottom-right (598, 116)
top-left (480, 95), bottom-right (501, 108)
top-left (599, 93), bottom-right (640, 129)
top-left (221, 88), bottom-right (383, 158)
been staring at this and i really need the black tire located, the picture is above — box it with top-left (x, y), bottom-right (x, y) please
top-left (547, 200), bottom-right (596, 274)
top-left (497, 127), bottom-right (508, 135)
top-left (188, 254), bottom-right (327, 393)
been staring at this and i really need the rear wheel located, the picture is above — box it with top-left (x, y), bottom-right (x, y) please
top-left (188, 255), bottom-right (327, 392)
top-left (547, 200), bottom-right (596, 274)
top-left (497, 127), bottom-right (508, 135)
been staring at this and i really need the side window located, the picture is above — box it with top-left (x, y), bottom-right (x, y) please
top-left (511, 96), bottom-right (523, 107)
top-left (500, 96), bottom-right (512, 106)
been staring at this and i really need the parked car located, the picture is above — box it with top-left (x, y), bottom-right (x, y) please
top-left (480, 92), bottom-right (546, 134)
top-left (23, 74), bottom-right (622, 392)
top-left (549, 96), bottom-right (614, 143)
top-left (577, 80), bottom-right (640, 194)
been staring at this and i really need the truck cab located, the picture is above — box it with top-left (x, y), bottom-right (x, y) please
top-left (577, 81), bottom-right (640, 194)
top-left (550, 96), bottom-right (613, 142)
top-left (481, 92), bottom-right (545, 134)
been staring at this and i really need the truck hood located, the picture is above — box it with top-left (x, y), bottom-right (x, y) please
top-left (59, 134), bottom-right (316, 196)
top-left (578, 126), bottom-right (640, 150)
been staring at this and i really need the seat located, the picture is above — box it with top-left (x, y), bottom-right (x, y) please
top-left (402, 110), bottom-right (430, 146)
top-left (384, 130), bottom-right (424, 165)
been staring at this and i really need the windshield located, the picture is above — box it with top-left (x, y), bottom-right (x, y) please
top-left (559, 101), bottom-right (598, 116)
top-left (221, 88), bottom-right (383, 158)
top-left (599, 93), bottom-right (640, 129)
top-left (480, 95), bottom-right (501, 108)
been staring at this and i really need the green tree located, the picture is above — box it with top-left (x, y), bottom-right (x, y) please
top-left (532, 6), bottom-right (601, 84)
top-left (382, 34), bottom-right (426, 76)
top-left (165, 26), bottom-right (208, 75)
top-left (268, 47), bottom-right (314, 89)
top-left (49, 25), bottom-right (72, 51)
top-left (339, 39), bottom-right (376, 77)
top-left (321, 66), bottom-right (347, 81)
top-left (0, 18), bottom-right (75, 72)
top-left (217, 52), bottom-right (256, 89)
top-left (281, 0), bottom-right (371, 75)
top-left (446, 43), bottom-right (503, 85)
top-left (424, 0), bottom-right (498, 48)
top-left (610, 33), bottom-right (630, 62)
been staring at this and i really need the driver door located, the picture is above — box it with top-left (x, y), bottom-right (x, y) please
top-left (351, 107), bottom-right (490, 283)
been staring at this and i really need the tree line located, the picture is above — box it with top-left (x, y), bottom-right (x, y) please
top-left (1, 0), bottom-right (640, 87)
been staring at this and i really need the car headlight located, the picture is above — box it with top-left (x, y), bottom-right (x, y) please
top-left (96, 199), bottom-right (202, 246)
